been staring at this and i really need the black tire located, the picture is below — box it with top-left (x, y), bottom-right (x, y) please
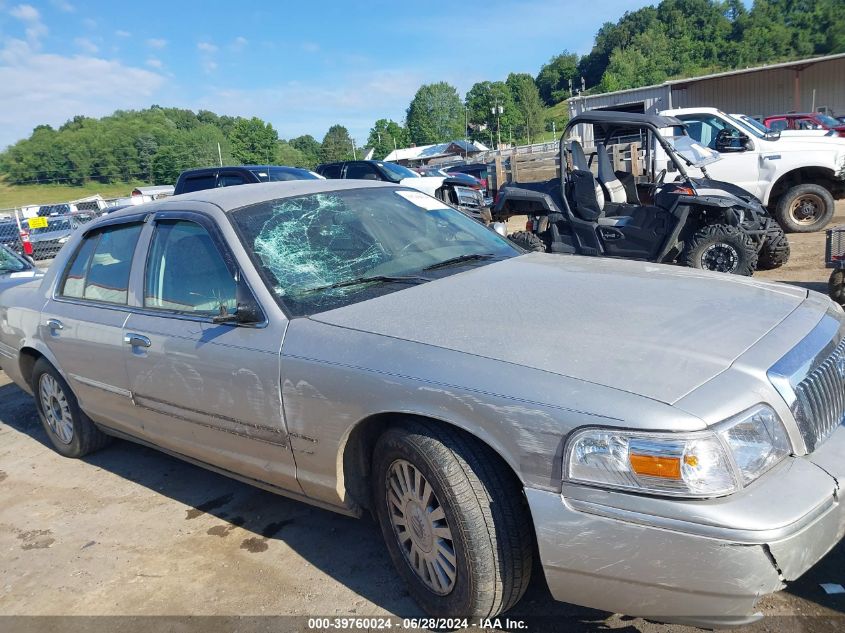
top-left (829, 269), bottom-right (845, 306)
top-left (757, 218), bottom-right (791, 270)
top-left (681, 224), bottom-right (758, 276)
top-left (774, 184), bottom-right (835, 233)
top-left (508, 231), bottom-right (546, 252)
top-left (372, 421), bottom-right (533, 619)
top-left (31, 358), bottom-right (111, 458)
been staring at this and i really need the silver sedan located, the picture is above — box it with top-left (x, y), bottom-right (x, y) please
top-left (0, 180), bottom-right (843, 627)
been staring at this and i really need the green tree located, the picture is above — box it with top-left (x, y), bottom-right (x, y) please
top-left (465, 81), bottom-right (518, 145)
top-left (535, 52), bottom-right (580, 104)
top-left (506, 73), bottom-right (546, 143)
top-left (275, 141), bottom-right (307, 166)
top-left (290, 134), bottom-right (322, 167)
top-left (367, 119), bottom-right (410, 159)
top-left (406, 82), bottom-right (465, 145)
top-left (321, 124), bottom-right (354, 163)
top-left (229, 117), bottom-right (278, 164)
top-left (599, 26), bottom-right (673, 92)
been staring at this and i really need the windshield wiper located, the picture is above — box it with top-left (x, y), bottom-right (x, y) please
top-left (422, 253), bottom-right (496, 271)
top-left (298, 274), bottom-right (430, 294)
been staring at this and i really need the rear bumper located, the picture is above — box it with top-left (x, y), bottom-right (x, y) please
top-left (527, 424), bottom-right (845, 627)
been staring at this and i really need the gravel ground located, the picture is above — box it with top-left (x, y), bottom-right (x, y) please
top-left (1, 205), bottom-right (844, 633)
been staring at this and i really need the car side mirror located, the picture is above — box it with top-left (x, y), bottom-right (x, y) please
top-left (211, 274), bottom-right (264, 325)
top-left (715, 129), bottom-right (748, 153)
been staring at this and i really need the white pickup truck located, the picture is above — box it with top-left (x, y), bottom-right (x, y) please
top-left (658, 107), bottom-right (845, 232)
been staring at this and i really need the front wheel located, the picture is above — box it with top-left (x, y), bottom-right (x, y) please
top-left (774, 184), bottom-right (835, 233)
top-left (829, 269), bottom-right (845, 306)
top-left (681, 224), bottom-right (757, 276)
top-left (756, 218), bottom-right (791, 270)
top-left (372, 422), bottom-right (533, 618)
top-left (508, 230), bottom-right (546, 252)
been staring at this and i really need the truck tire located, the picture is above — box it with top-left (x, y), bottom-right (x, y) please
top-left (682, 224), bottom-right (757, 276)
top-left (31, 358), bottom-right (112, 458)
top-left (774, 184), bottom-right (835, 233)
top-left (508, 231), bottom-right (546, 252)
top-left (757, 219), bottom-right (791, 270)
top-left (829, 269), bottom-right (845, 306)
top-left (372, 421), bottom-right (533, 619)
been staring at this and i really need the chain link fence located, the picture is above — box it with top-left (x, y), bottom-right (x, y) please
top-left (1, 203), bottom-right (111, 264)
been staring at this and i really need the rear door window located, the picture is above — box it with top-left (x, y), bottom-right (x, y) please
top-left (60, 223), bottom-right (142, 304)
top-left (319, 164), bottom-right (342, 179)
top-left (218, 173), bottom-right (247, 187)
top-left (181, 174), bottom-right (217, 193)
top-left (345, 162), bottom-right (381, 180)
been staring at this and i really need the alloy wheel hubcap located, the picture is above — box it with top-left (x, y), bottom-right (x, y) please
top-left (789, 194), bottom-right (824, 225)
top-left (386, 459), bottom-right (457, 595)
top-left (39, 374), bottom-right (73, 444)
top-left (702, 243), bottom-right (739, 273)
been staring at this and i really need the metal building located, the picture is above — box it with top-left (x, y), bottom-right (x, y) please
top-left (568, 52), bottom-right (845, 120)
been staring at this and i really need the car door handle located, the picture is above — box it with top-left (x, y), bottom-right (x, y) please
top-left (124, 333), bottom-right (151, 348)
top-left (47, 319), bottom-right (64, 331)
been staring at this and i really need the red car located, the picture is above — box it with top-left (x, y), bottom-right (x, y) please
top-left (763, 112), bottom-right (845, 137)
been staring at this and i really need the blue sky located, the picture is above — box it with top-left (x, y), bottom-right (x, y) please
top-left (0, 0), bottom-right (656, 148)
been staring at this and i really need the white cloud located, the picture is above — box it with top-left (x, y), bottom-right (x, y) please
top-left (9, 3), bottom-right (48, 44)
top-left (146, 57), bottom-right (162, 69)
top-left (115, 30), bottom-right (131, 38)
top-left (81, 17), bottom-right (96, 29)
top-left (230, 36), bottom-right (247, 52)
top-left (50, 0), bottom-right (74, 12)
top-left (302, 41), bottom-right (319, 53)
top-left (197, 41), bottom-right (218, 53)
top-left (146, 38), bottom-right (166, 49)
top-left (0, 39), bottom-right (165, 148)
top-left (74, 37), bottom-right (98, 54)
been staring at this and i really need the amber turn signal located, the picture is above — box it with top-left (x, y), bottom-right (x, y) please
top-left (629, 453), bottom-right (682, 479)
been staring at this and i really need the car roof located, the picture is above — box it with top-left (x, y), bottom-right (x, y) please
top-left (100, 180), bottom-right (400, 218)
top-left (569, 110), bottom-right (683, 128)
top-left (178, 165), bottom-right (308, 176)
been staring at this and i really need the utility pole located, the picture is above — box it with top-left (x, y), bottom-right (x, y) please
top-left (464, 106), bottom-right (469, 158)
top-left (217, 142), bottom-right (223, 166)
top-left (491, 101), bottom-right (503, 150)
top-left (352, 138), bottom-right (357, 160)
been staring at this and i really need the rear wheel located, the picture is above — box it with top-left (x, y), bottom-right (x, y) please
top-left (372, 421), bottom-right (533, 618)
top-left (682, 224), bottom-right (757, 276)
top-left (32, 358), bottom-right (111, 458)
top-left (829, 269), bottom-right (845, 306)
top-left (756, 219), bottom-right (791, 270)
top-left (508, 231), bottom-right (546, 252)
top-left (775, 184), bottom-right (835, 233)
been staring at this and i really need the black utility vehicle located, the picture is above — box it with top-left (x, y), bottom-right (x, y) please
top-left (494, 111), bottom-right (789, 275)
top-left (174, 165), bottom-right (320, 195)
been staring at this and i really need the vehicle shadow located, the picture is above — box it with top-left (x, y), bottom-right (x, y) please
top-left (0, 380), bottom-right (623, 632)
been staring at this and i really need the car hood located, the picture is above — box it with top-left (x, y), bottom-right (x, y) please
top-left (762, 134), bottom-right (845, 150)
top-left (309, 253), bottom-right (808, 404)
top-left (399, 176), bottom-right (445, 196)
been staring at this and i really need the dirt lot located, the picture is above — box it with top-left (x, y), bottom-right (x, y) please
top-left (1, 205), bottom-right (844, 633)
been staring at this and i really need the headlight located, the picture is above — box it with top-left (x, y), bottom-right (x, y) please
top-left (565, 405), bottom-right (791, 498)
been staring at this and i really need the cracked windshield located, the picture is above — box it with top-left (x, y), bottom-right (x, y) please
top-left (232, 187), bottom-right (517, 316)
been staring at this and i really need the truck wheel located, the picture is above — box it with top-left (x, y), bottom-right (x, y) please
top-left (682, 225), bottom-right (757, 276)
top-left (508, 231), bottom-right (546, 252)
top-left (829, 269), bottom-right (845, 306)
top-left (757, 219), bottom-right (791, 270)
top-left (775, 184), bottom-right (835, 233)
top-left (31, 358), bottom-right (111, 458)
top-left (372, 421), bottom-right (533, 619)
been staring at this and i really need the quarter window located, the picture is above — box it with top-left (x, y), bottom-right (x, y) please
top-left (218, 173), bottom-right (247, 187)
top-left (60, 223), bottom-right (142, 304)
top-left (144, 220), bottom-right (236, 315)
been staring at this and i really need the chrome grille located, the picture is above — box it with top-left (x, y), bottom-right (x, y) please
top-left (793, 337), bottom-right (845, 451)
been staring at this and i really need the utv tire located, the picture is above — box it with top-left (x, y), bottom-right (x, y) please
top-left (508, 231), bottom-right (546, 252)
top-left (829, 269), bottom-right (845, 306)
top-left (372, 421), bottom-right (533, 619)
top-left (32, 358), bottom-right (111, 458)
top-left (756, 219), bottom-right (791, 270)
top-left (682, 224), bottom-right (757, 276)
top-left (775, 184), bottom-right (835, 233)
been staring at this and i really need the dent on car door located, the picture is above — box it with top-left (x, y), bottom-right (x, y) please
top-left (121, 213), bottom-right (300, 492)
top-left (40, 221), bottom-right (143, 433)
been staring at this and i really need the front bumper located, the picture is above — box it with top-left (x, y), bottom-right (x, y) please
top-left (528, 424), bottom-right (845, 627)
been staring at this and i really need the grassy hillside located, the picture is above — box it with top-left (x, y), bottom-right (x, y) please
top-left (0, 180), bottom-right (147, 211)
